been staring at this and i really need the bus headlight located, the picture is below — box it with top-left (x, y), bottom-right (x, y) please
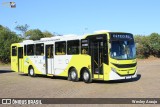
top-left (111, 67), bottom-right (117, 73)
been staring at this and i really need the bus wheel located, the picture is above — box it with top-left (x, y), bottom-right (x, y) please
top-left (82, 69), bottom-right (92, 83)
top-left (29, 66), bottom-right (35, 77)
top-left (68, 72), bottom-right (71, 81)
top-left (69, 68), bottom-right (79, 82)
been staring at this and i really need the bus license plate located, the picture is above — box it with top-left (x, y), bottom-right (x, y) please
top-left (126, 76), bottom-right (131, 79)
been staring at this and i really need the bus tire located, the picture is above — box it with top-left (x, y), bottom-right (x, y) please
top-left (82, 69), bottom-right (92, 83)
top-left (68, 73), bottom-right (71, 81)
top-left (28, 66), bottom-right (35, 77)
top-left (69, 68), bottom-right (79, 82)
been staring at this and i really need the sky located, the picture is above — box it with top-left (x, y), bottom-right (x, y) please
top-left (0, 0), bottom-right (160, 36)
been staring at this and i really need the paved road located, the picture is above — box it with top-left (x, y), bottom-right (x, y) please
top-left (0, 59), bottom-right (160, 107)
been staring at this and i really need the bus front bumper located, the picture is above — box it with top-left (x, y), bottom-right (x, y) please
top-left (109, 69), bottom-right (137, 80)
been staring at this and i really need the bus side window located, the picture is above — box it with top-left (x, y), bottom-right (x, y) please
top-left (12, 46), bottom-right (17, 56)
top-left (67, 40), bottom-right (79, 55)
top-left (35, 43), bottom-right (44, 55)
top-left (47, 46), bottom-right (53, 58)
top-left (81, 39), bottom-right (89, 54)
top-left (27, 44), bottom-right (35, 56)
top-left (81, 47), bottom-right (88, 54)
top-left (82, 48), bottom-right (87, 54)
top-left (55, 41), bottom-right (66, 55)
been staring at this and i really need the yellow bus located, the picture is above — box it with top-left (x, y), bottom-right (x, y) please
top-left (11, 31), bottom-right (137, 83)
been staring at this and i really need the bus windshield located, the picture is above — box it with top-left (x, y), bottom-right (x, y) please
top-left (110, 40), bottom-right (136, 60)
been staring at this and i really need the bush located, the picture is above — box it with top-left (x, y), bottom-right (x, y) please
top-left (135, 35), bottom-right (149, 58)
top-left (148, 33), bottom-right (160, 57)
top-left (0, 25), bottom-right (22, 63)
top-left (134, 33), bottom-right (160, 59)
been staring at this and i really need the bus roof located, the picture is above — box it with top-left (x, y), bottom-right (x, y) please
top-left (20, 31), bottom-right (132, 44)
top-left (21, 34), bottom-right (84, 44)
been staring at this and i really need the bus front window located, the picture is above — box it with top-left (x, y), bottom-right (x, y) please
top-left (110, 40), bottom-right (136, 60)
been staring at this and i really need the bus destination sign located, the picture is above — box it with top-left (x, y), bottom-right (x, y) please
top-left (110, 33), bottom-right (133, 40)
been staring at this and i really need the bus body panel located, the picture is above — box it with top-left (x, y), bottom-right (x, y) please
top-left (11, 43), bottom-right (24, 73)
top-left (26, 56), bottom-right (45, 74)
top-left (54, 55), bottom-right (72, 75)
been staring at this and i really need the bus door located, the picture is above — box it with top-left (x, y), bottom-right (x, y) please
top-left (90, 41), bottom-right (104, 80)
top-left (45, 45), bottom-right (54, 74)
top-left (18, 47), bottom-right (24, 72)
top-left (11, 46), bottom-right (18, 72)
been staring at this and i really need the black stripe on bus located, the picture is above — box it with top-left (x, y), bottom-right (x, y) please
top-left (111, 63), bottom-right (137, 68)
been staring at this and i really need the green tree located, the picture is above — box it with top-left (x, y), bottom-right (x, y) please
top-left (148, 33), bottom-right (160, 57)
top-left (134, 35), bottom-right (150, 58)
top-left (15, 24), bottom-right (29, 39)
top-left (0, 25), bottom-right (22, 63)
top-left (43, 31), bottom-right (54, 37)
top-left (25, 29), bottom-right (44, 40)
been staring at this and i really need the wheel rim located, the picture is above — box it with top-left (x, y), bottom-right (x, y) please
top-left (83, 71), bottom-right (89, 81)
top-left (71, 71), bottom-right (76, 80)
top-left (30, 69), bottom-right (34, 76)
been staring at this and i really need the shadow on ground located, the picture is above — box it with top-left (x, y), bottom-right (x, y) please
top-left (19, 74), bottom-right (68, 80)
top-left (19, 73), bottom-right (141, 84)
top-left (0, 70), bottom-right (14, 74)
top-left (19, 73), bottom-right (28, 76)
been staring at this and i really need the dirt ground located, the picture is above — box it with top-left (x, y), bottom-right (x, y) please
top-left (0, 59), bottom-right (160, 107)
